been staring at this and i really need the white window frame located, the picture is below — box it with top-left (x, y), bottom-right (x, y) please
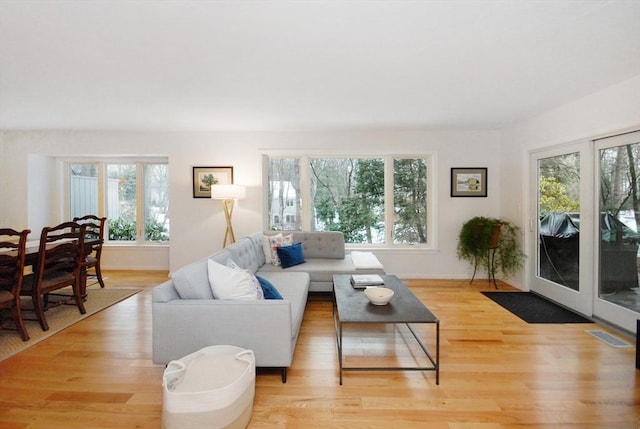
top-left (63, 157), bottom-right (169, 245)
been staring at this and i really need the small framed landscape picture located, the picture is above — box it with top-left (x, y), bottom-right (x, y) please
top-left (193, 166), bottom-right (234, 198)
top-left (451, 167), bottom-right (487, 197)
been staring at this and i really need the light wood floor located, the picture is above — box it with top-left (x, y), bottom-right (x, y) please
top-left (0, 271), bottom-right (639, 428)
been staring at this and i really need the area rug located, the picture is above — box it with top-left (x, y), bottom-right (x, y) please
top-left (481, 291), bottom-right (593, 324)
top-left (0, 286), bottom-right (140, 361)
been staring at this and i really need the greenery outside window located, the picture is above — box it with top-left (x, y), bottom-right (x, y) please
top-left (107, 164), bottom-right (137, 241)
top-left (68, 160), bottom-right (169, 243)
top-left (265, 155), bottom-right (432, 247)
top-left (393, 158), bottom-right (428, 244)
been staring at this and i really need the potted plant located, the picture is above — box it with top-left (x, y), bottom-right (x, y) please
top-left (456, 216), bottom-right (525, 287)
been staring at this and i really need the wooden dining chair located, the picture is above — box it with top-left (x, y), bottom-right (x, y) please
top-left (21, 222), bottom-right (87, 332)
top-left (0, 228), bottom-right (31, 341)
top-left (73, 215), bottom-right (107, 288)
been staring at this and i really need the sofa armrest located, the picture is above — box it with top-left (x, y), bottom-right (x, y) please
top-left (152, 298), bottom-right (295, 366)
top-left (152, 280), bottom-right (180, 303)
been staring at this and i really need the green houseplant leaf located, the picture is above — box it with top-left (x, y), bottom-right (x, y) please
top-left (457, 216), bottom-right (526, 282)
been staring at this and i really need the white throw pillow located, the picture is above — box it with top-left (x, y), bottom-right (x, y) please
top-left (226, 258), bottom-right (264, 300)
top-left (262, 235), bottom-right (273, 264)
top-left (269, 233), bottom-right (293, 266)
top-left (207, 259), bottom-right (259, 300)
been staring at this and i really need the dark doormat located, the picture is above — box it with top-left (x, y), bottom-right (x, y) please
top-left (481, 291), bottom-right (593, 324)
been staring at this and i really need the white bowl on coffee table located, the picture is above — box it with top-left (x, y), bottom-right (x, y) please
top-left (364, 287), bottom-right (394, 305)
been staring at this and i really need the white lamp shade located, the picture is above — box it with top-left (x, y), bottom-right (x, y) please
top-left (211, 184), bottom-right (246, 200)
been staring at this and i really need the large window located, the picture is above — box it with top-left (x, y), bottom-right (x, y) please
top-left (598, 137), bottom-right (640, 310)
top-left (265, 155), bottom-right (431, 246)
top-left (68, 160), bottom-right (169, 243)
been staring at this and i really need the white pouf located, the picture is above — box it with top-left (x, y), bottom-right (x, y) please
top-left (162, 345), bottom-right (255, 429)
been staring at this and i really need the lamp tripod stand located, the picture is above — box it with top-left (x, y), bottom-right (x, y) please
top-left (220, 198), bottom-right (236, 248)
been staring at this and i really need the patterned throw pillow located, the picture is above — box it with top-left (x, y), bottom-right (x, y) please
top-left (268, 233), bottom-right (293, 266)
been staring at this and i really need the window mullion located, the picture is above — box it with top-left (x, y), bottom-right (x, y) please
top-left (384, 157), bottom-right (394, 244)
top-left (97, 163), bottom-right (106, 218)
top-left (300, 156), bottom-right (311, 230)
top-left (136, 163), bottom-right (144, 243)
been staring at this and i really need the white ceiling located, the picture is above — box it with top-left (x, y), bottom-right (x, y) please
top-left (1, 0), bottom-right (639, 131)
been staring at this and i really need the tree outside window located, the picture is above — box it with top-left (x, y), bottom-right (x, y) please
top-left (311, 158), bottom-right (384, 243)
top-left (600, 143), bottom-right (640, 227)
top-left (266, 155), bottom-right (431, 246)
top-left (538, 153), bottom-right (580, 217)
top-left (268, 158), bottom-right (301, 231)
top-left (394, 158), bottom-right (428, 244)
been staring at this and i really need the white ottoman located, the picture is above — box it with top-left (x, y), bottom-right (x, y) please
top-left (162, 345), bottom-right (255, 429)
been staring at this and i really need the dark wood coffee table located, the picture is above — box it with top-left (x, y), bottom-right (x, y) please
top-left (333, 274), bottom-right (440, 385)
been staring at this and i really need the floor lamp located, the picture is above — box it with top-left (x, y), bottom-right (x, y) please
top-left (211, 184), bottom-right (246, 247)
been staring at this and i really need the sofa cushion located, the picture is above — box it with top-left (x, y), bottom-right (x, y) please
top-left (264, 231), bottom-right (345, 259)
top-left (256, 275), bottom-right (283, 300)
top-left (350, 251), bottom-right (384, 269)
top-left (209, 249), bottom-right (234, 266)
top-left (277, 242), bottom-right (306, 268)
top-left (257, 271), bottom-right (310, 338)
top-left (171, 259), bottom-right (214, 299)
top-left (258, 256), bottom-right (357, 281)
top-left (226, 237), bottom-right (264, 273)
top-left (207, 259), bottom-right (261, 300)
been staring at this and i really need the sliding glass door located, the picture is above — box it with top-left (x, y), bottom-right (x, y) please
top-left (530, 131), bottom-right (640, 332)
top-left (530, 143), bottom-right (594, 316)
top-left (594, 131), bottom-right (640, 332)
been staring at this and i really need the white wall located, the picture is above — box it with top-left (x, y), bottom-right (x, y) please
top-left (0, 128), bottom-right (502, 278)
top-left (27, 154), bottom-right (56, 235)
top-left (2, 76), bottom-right (637, 280)
top-left (500, 74), bottom-right (640, 289)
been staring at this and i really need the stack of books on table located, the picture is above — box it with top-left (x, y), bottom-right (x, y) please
top-left (350, 274), bottom-right (385, 289)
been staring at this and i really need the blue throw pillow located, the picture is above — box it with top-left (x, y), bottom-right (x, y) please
top-left (276, 242), bottom-right (306, 269)
top-left (256, 276), bottom-right (283, 300)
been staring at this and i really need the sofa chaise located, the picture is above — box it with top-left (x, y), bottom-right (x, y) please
top-left (152, 231), bottom-right (384, 382)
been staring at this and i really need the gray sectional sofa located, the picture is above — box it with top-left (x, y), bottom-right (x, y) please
top-left (152, 231), bottom-right (384, 382)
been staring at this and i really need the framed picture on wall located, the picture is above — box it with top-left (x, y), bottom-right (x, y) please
top-left (451, 167), bottom-right (487, 197)
top-left (192, 166), bottom-right (234, 198)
